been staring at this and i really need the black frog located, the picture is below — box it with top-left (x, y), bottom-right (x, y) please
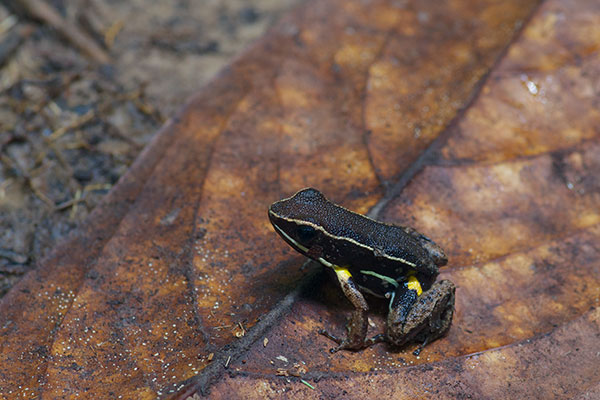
top-left (268, 188), bottom-right (455, 353)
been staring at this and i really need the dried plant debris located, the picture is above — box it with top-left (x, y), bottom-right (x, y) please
top-left (0, 0), bottom-right (299, 295)
top-left (0, 68), bottom-right (160, 290)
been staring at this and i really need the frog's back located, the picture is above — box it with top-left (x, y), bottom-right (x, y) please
top-left (278, 189), bottom-right (436, 272)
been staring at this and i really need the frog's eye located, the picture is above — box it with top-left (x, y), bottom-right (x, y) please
top-left (297, 225), bottom-right (317, 243)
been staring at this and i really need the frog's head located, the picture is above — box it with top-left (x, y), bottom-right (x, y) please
top-left (268, 188), bottom-right (326, 258)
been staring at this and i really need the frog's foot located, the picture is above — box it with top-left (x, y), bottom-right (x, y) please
top-left (319, 330), bottom-right (386, 352)
top-left (364, 333), bottom-right (386, 348)
top-left (318, 329), bottom-right (348, 353)
top-left (318, 328), bottom-right (367, 352)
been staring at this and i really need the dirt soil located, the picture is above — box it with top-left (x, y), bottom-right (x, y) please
top-left (0, 0), bottom-right (300, 296)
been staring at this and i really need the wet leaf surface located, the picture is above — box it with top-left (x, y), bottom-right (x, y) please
top-left (2, 0), bottom-right (600, 398)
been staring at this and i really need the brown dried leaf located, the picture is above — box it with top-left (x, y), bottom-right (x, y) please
top-left (2, 0), bottom-right (600, 398)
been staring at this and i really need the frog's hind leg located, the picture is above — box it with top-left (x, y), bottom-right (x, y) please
top-left (413, 280), bottom-right (455, 343)
top-left (388, 279), bottom-right (455, 348)
top-left (319, 266), bottom-right (370, 352)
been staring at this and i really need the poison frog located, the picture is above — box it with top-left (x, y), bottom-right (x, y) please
top-left (268, 188), bottom-right (455, 353)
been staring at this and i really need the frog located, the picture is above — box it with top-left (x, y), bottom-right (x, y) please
top-left (268, 188), bottom-right (455, 353)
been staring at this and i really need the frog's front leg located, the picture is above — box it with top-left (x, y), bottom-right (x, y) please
top-left (319, 266), bottom-right (370, 352)
top-left (387, 279), bottom-right (455, 348)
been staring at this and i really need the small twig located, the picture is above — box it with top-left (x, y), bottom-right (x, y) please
top-left (54, 183), bottom-right (111, 211)
top-left (16, 0), bottom-right (110, 63)
top-left (300, 379), bottom-right (315, 390)
top-left (0, 153), bottom-right (55, 207)
top-left (54, 195), bottom-right (81, 211)
top-left (105, 122), bottom-right (143, 150)
top-left (28, 179), bottom-right (54, 207)
top-left (115, 86), bottom-right (164, 123)
top-left (46, 109), bottom-right (95, 142)
top-left (45, 141), bottom-right (71, 171)
top-left (0, 178), bottom-right (12, 199)
top-left (0, 14), bottom-right (18, 35)
top-left (0, 23), bottom-right (33, 68)
top-left (68, 188), bottom-right (82, 219)
top-left (19, 72), bottom-right (81, 113)
top-left (212, 325), bottom-right (233, 330)
top-left (104, 19), bottom-right (123, 49)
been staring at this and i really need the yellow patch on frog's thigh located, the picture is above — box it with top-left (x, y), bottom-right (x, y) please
top-left (333, 265), bottom-right (352, 281)
top-left (332, 265), bottom-right (369, 312)
top-left (407, 275), bottom-right (423, 296)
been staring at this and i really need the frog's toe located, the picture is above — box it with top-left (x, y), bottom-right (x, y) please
top-left (318, 328), bottom-right (343, 344)
top-left (364, 333), bottom-right (386, 348)
top-left (329, 341), bottom-right (358, 353)
top-left (319, 329), bottom-right (368, 352)
top-left (319, 331), bottom-right (346, 353)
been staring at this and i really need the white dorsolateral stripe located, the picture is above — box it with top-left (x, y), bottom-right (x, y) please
top-left (272, 223), bottom-right (336, 268)
top-left (270, 213), bottom-right (417, 268)
top-left (273, 223), bottom-right (309, 252)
